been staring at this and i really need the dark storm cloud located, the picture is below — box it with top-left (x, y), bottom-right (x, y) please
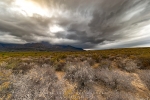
top-left (0, 0), bottom-right (150, 49)
top-left (95, 36), bottom-right (150, 50)
top-left (0, 15), bottom-right (51, 41)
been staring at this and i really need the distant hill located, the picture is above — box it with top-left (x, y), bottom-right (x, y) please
top-left (0, 42), bottom-right (84, 51)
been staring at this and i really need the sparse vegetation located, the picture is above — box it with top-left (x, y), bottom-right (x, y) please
top-left (137, 70), bottom-right (150, 90)
top-left (0, 47), bottom-right (150, 99)
top-left (94, 68), bottom-right (135, 92)
top-left (106, 91), bottom-right (134, 100)
top-left (65, 62), bottom-right (94, 91)
top-left (118, 58), bottom-right (140, 72)
top-left (0, 69), bottom-right (12, 100)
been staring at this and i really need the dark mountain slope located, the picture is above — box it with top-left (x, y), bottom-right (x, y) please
top-left (0, 42), bottom-right (83, 51)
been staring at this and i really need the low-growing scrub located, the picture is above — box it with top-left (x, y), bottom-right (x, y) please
top-left (65, 62), bottom-right (94, 91)
top-left (0, 69), bottom-right (12, 100)
top-left (64, 88), bottom-right (80, 100)
top-left (139, 55), bottom-right (150, 69)
top-left (54, 59), bottom-right (66, 71)
top-left (12, 66), bottom-right (64, 100)
top-left (137, 70), bottom-right (150, 90)
top-left (118, 59), bottom-right (140, 72)
top-left (0, 48), bottom-right (150, 99)
top-left (94, 68), bottom-right (135, 92)
top-left (106, 91), bottom-right (134, 100)
top-left (99, 60), bottom-right (111, 69)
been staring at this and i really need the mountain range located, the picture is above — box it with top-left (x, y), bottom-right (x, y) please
top-left (0, 42), bottom-right (83, 51)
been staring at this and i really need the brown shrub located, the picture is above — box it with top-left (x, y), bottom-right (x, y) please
top-left (94, 68), bottom-right (135, 92)
top-left (118, 59), bottom-right (140, 72)
top-left (139, 57), bottom-right (150, 69)
top-left (106, 91), bottom-right (134, 100)
top-left (65, 62), bottom-right (95, 91)
top-left (55, 59), bottom-right (66, 71)
top-left (0, 69), bottom-right (12, 100)
top-left (137, 70), bottom-right (150, 90)
top-left (91, 54), bottom-right (102, 63)
top-left (99, 60), bottom-right (111, 69)
top-left (12, 66), bottom-right (64, 100)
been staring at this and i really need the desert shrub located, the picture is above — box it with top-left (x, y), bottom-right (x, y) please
top-left (6, 59), bottom-right (39, 74)
top-left (0, 82), bottom-right (11, 93)
top-left (91, 54), bottom-right (101, 63)
top-left (50, 57), bottom-right (66, 71)
top-left (0, 94), bottom-right (12, 100)
top-left (3, 59), bottom-right (32, 73)
top-left (0, 62), bottom-right (8, 68)
top-left (106, 91), bottom-right (134, 100)
top-left (0, 82), bottom-right (12, 100)
top-left (64, 88), bottom-right (80, 100)
top-left (65, 62), bottom-right (94, 91)
top-left (94, 68), bottom-right (134, 91)
top-left (137, 70), bottom-right (150, 90)
top-left (118, 59), bottom-right (140, 72)
top-left (101, 54), bottom-right (109, 59)
top-left (129, 55), bottom-right (137, 59)
top-left (55, 59), bottom-right (66, 71)
top-left (87, 58), bottom-right (95, 66)
top-left (0, 70), bottom-right (12, 100)
top-left (36, 57), bottom-right (51, 66)
top-left (139, 56), bottom-right (150, 69)
top-left (5, 60), bottom-right (19, 70)
top-left (65, 55), bottom-right (75, 62)
top-left (50, 57), bottom-right (59, 65)
top-left (59, 54), bottom-right (67, 59)
top-left (108, 55), bottom-right (116, 61)
top-left (12, 62), bottom-right (32, 74)
top-left (99, 60), bottom-right (111, 69)
top-left (12, 66), bottom-right (64, 100)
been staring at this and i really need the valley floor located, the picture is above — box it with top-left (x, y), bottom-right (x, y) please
top-left (0, 48), bottom-right (150, 100)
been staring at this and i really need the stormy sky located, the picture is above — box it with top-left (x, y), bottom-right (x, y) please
top-left (0, 0), bottom-right (150, 50)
